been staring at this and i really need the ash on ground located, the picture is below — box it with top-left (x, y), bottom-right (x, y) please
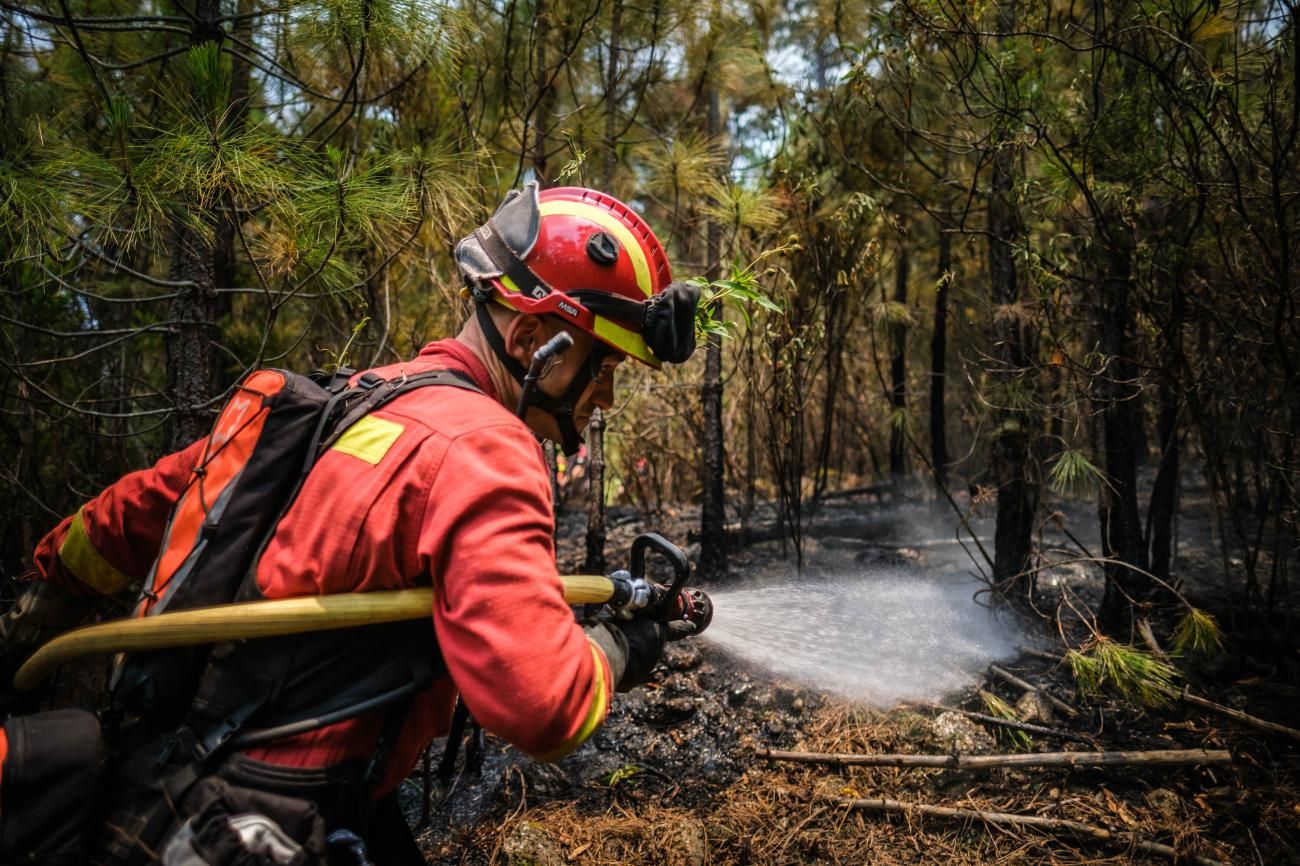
top-left (409, 642), bottom-right (822, 860)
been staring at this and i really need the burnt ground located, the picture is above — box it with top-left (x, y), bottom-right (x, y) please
top-left (407, 474), bottom-right (1300, 866)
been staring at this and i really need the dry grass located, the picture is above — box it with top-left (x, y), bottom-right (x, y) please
top-left (455, 702), bottom-right (1261, 865)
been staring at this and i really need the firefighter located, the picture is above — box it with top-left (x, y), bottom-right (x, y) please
top-left (0, 183), bottom-right (701, 865)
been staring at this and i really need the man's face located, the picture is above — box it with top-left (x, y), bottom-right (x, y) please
top-left (509, 314), bottom-right (624, 442)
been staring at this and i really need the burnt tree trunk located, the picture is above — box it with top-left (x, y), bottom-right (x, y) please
top-left (987, 25), bottom-right (1036, 593)
top-left (930, 226), bottom-right (950, 499)
top-left (213, 0), bottom-right (253, 304)
top-left (1096, 222), bottom-right (1150, 628)
top-left (583, 409), bottom-right (607, 572)
top-left (531, 0), bottom-right (553, 185)
top-left (584, 2), bottom-right (623, 574)
top-left (167, 216), bottom-right (218, 449)
top-left (699, 83), bottom-right (728, 578)
top-left (889, 224), bottom-right (908, 488)
top-left (166, 0), bottom-right (223, 449)
top-left (1146, 279), bottom-right (1185, 584)
top-left (812, 270), bottom-right (847, 505)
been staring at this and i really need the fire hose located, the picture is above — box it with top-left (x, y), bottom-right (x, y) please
top-left (12, 533), bottom-right (713, 691)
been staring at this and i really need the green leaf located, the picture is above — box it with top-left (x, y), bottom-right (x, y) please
top-left (599, 764), bottom-right (644, 787)
top-left (187, 42), bottom-right (231, 120)
top-left (689, 255), bottom-right (783, 340)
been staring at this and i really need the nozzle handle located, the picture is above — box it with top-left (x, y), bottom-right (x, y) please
top-left (629, 532), bottom-right (691, 616)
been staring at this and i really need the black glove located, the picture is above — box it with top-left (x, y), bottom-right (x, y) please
top-left (0, 579), bottom-right (91, 654)
top-left (584, 617), bottom-right (666, 693)
top-left (0, 579), bottom-right (91, 717)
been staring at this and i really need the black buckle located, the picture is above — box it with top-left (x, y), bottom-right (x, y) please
top-left (193, 717), bottom-right (240, 762)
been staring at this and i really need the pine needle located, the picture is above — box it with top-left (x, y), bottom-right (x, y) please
top-left (1049, 450), bottom-right (1104, 498)
top-left (702, 178), bottom-right (784, 232)
top-left (979, 689), bottom-right (1032, 749)
top-left (1068, 638), bottom-right (1180, 708)
top-left (1172, 608), bottom-right (1224, 657)
top-left (870, 300), bottom-right (914, 339)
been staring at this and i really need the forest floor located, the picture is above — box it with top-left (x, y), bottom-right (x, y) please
top-left (409, 472), bottom-right (1300, 866)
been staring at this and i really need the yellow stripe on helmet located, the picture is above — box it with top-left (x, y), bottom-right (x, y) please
top-left (537, 200), bottom-right (654, 298)
top-left (593, 314), bottom-right (661, 369)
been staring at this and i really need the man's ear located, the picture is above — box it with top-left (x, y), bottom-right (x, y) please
top-left (503, 312), bottom-right (546, 368)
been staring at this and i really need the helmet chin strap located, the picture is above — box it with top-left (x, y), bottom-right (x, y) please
top-left (475, 301), bottom-right (593, 456)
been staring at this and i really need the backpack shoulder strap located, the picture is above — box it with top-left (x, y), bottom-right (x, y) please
top-left (317, 368), bottom-right (484, 456)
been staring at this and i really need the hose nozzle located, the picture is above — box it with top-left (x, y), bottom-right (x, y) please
top-left (665, 585), bottom-right (714, 638)
top-left (603, 532), bottom-right (715, 640)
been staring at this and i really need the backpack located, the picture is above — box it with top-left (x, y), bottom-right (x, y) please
top-left (90, 364), bottom-right (481, 865)
top-left (112, 365), bottom-right (482, 723)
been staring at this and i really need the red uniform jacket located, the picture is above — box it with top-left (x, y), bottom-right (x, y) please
top-left (20, 340), bottom-right (612, 795)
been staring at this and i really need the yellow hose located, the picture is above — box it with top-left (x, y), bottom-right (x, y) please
top-left (12, 575), bottom-right (614, 691)
top-left (557, 573), bottom-right (619, 605)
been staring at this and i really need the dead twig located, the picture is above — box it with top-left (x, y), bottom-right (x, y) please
top-left (835, 796), bottom-right (1226, 866)
top-left (989, 663), bottom-right (1080, 718)
top-left (1138, 618), bottom-right (1171, 663)
top-left (1173, 688), bottom-right (1300, 742)
top-left (929, 704), bottom-right (1096, 743)
top-left (1020, 645), bottom-right (1068, 664)
top-left (756, 747), bottom-right (1232, 770)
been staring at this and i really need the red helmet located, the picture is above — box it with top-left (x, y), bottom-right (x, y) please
top-left (456, 183), bottom-right (690, 368)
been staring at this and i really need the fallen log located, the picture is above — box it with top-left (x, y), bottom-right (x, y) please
top-left (835, 796), bottom-right (1226, 866)
top-left (755, 747), bottom-right (1231, 770)
top-left (820, 536), bottom-right (994, 551)
top-left (1017, 645), bottom-right (1300, 742)
top-left (989, 664), bottom-right (1079, 718)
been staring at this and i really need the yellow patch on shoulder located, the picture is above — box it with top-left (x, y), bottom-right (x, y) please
top-left (332, 415), bottom-right (404, 464)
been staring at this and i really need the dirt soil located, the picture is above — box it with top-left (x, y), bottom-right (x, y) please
top-left (408, 480), bottom-right (1300, 865)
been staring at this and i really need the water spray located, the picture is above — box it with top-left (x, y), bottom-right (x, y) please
top-left (702, 559), bottom-right (1022, 706)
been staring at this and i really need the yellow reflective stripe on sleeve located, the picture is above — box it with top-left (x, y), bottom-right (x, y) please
top-left (593, 315), bottom-right (661, 369)
top-left (58, 506), bottom-right (134, 595)
top-left (533, 642), bottom-right (611, 762)
top-left (331, 415), bottom-right (405, 465)
top-left (537, 201), bottom-right (653, 298)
